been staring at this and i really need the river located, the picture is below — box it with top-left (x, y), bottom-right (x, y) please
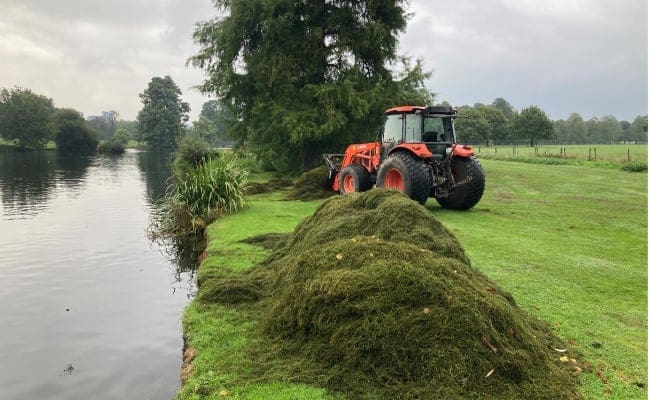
top-left (0, 149), bottom-right (195, 400)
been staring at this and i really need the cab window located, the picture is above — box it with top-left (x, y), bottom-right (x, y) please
top-left (404, 114), bottom-right (421, 143)
top-left (383, 114), bottom-right (402, 143)
top-left (423, 117), bottom-right (445, 141)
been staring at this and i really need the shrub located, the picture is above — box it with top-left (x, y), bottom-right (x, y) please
top-left (54, 109), bottom-right (98, 152)
top-left (172, 133), bottom-right (218, 175)
top-left (97, 140), bottom-right (125, 154)
top-left (158, 153), bottom-right (248, 237)
top-left (113, 127), bottom-right (130, 146)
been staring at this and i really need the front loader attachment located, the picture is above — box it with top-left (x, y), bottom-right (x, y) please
top-left (323, 153), bottom-right (344, 186)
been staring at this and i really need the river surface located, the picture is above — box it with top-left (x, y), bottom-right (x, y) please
top-left (0, 149), bottom-right (195, 400)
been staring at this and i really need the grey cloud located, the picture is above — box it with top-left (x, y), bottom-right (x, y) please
top-left (0, 0), bottom-right (646, 122)
top-left (401, 0), bottom-right (647, 120)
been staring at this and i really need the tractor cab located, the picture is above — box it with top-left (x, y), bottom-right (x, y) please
top-left (382, 106), bottom-right (460, 159)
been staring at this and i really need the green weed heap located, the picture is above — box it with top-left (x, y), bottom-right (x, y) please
top-left (200, 189), bottom-right (578, 399)
top-left (286, 166), bottom-right (336, 200)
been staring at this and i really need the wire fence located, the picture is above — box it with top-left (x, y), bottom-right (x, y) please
top-left (474, 144), bottom-right (647, 163)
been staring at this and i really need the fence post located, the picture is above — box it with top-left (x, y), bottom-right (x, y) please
top-left (628, 148), bottom-right (631, 162)
top-left (594, 148), bottom-right (597, 161)
top-left (588, 148), bottom-right (592, 161)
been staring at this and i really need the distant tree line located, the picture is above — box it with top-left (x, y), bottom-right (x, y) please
top-left (0, 78), bottom-right (236, 153)
top-left (2, 82), bottom-right (646, 161)
top-left (450, 97), bottom-right (647, 146)
top-left (0, 86), bottom-right (141, 154)
top-left (0, 87), bottom-right (99, 151)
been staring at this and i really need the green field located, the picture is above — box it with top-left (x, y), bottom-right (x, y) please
top-left (178, 159), bottom-right (647, 400)
top-left (475, 143), bottom-right (647, 164)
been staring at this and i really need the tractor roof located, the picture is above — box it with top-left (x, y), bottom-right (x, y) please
top-left (385, 105), bottom-right (456, 115)
top-left (385, 105), bottom-right (425, 114)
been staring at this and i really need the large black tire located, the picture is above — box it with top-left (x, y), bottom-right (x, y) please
top-left (436, 157), bottom-right (485, 210)
top-left (376, 152), bottom-right (430, 205)
top-left (338, 164), bottom-right (371, 194)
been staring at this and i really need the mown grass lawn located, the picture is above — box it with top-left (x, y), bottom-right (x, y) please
top-left (430, 159), bottom-right (647, 399)
top-left (178, 159), bottom-right (647, 400)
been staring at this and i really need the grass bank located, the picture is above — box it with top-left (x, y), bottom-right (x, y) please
top-left (178, 159), bottom-right (647, 399)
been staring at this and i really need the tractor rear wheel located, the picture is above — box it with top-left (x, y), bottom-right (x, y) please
top-left (339, 164), bottom-right (371, 194)
top-left (435, 157), bottom-right (485, 210)
top-left (376, 152), bottom-right (429, 205)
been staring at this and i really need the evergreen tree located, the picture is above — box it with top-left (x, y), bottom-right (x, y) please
top-left (190, 0), bottom-right (432, 171)
top-left (136, 76), bottom-right (190, 149)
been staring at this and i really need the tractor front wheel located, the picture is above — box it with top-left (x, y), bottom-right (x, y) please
top-left (435, 156), bottom-right (485, 210)
top-left (376, 152), bottom-right (429, 205)
top-left (338, 164), bottom-right (371, 194)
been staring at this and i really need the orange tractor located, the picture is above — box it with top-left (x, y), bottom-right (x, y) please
top-left (323, 105), bottom-right (485, 209)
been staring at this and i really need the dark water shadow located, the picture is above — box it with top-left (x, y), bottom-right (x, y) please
top-left (0, 150), bottom-right (92, 218)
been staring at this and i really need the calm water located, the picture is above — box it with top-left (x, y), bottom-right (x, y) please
top-left (0, 150), bottom-right (195, 400)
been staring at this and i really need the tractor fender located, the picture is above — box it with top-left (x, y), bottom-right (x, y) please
top-left (387, 143), bottom-right (433, 159)
top-left (451, 143), bottom-right (475, 157)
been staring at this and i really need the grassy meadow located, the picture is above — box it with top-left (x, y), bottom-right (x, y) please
top-left (475, 143), bottom-right (647, 165)
top-left (178, 158), bottom-right (647, 400)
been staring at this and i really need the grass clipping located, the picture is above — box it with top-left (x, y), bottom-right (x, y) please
top-left (200, 189), bottom-right (578, 399)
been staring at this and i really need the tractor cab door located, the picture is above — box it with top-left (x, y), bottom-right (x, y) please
top-left (381, 114), bottom-right (403, 156)
top-left (382, 112), bottom-right (421, 144)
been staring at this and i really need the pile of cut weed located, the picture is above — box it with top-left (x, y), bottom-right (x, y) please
top-left (198, 189), bottom-right (578, 399)
top-left (245, 177), bottom-right (295, 195)
top-left (239, 232), bottom-right (290, 250)
top-left (286, 166), bottom-right (336, 200)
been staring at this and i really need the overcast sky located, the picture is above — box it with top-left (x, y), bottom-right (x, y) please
top-left (1, 0), bottom-right (647, 122)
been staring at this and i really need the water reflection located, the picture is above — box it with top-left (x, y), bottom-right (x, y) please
top-left (0, 151), bottom-right (92, 219)
top-left (155, 232), bottom-right (206, 278)
top-left (136, 149), bottom-right (174, 203)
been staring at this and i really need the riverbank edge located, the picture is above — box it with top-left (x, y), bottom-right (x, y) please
top-left (176, 191), bottom-right (329, 399)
